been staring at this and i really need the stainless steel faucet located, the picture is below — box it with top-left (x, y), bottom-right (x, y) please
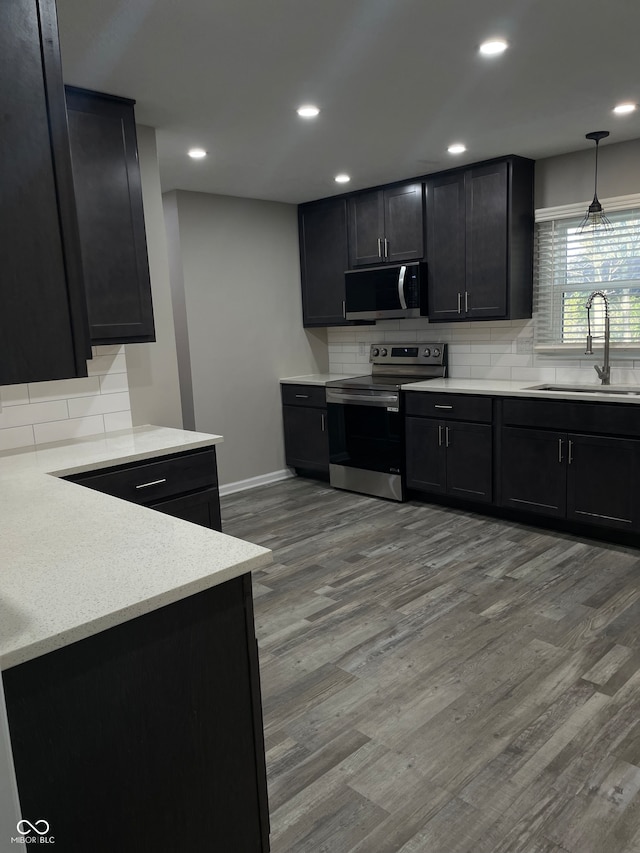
top-left (585, 290), bottom-right (611, 385)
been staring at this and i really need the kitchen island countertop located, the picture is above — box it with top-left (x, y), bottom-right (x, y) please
top-left (0, 425), bottom-right (272, 669)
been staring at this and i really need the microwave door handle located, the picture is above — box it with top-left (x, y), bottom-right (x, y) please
top-left (398, 266), bottom-right (407, 310)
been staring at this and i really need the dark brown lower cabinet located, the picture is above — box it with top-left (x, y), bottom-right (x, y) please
top-left (152, 486), bottom-right (222, 530)
top-left (500, 427), bottom-right (638, 531)
top-left (500, 426), bottom-right (566, 517)
top-left (4, 575), bottom-right (269, 852)
top-left (406, 416), bottom-right (492, 503)
top-left (283, 404), bottom-right (329, 472)
top-left (281, 384), bottom-right (329, 474)
top-left (65, 447), bottom-right (222, 531)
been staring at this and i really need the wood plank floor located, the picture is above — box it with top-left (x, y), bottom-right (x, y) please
top-left (221, 477), bottom-right (640, 853)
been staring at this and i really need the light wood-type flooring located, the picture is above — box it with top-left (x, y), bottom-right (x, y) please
top-left (221, 477), bottom-right (640, 853)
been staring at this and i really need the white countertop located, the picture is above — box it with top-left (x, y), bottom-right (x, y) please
top-left (280, 372), bottom-right (363, 386)
top-left (0, 425), bottom-right (272, 669)
top-left (401, 377), bottom-right (640, 404)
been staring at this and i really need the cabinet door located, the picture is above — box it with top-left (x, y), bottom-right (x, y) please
top-left (299, 198), bottom-right (350, 326)
top-left (383, 183), bottom-right (424, 263)
top-left (500, 427), bottom-right (566, 518)
top-left (283, 405), bottom-right (329, 471)
top-left (566, 433), bottom-right (638, 531)
top-left (66, 87), bottom-right (155, 345)
top-left (465, 162), bottom-right (508, 319)
top-left (445, 421), bottom-right (493, 503)
top-left (425, 173), bottom-right (466, 321)
top-left (0, 0), bottom-right (89, 386)
top-left (348, 190), bottom-right (384, 266)
top-left (152, 487), bottom-right (222, 531)
top-left (5, 577), bottom-right (267, 852)
top-left (405, 416), bottom-right (447, 494)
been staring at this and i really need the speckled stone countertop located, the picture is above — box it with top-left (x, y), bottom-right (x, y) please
top-left (401, 377), bottom-right (640, 403)
top-left (0, 425), bottom-right (272, 669)
top-left (280, 373), bottom-right (364, 386)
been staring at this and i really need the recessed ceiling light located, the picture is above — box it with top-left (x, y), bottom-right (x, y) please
top-left (297, 105), bottom-right (320, 118)
top-left (613, 102), bottom-right (637, 115)
top-left (479, 39), bottom-right (508, 56)
top-left (448, 143), bottom-right (467, 155)
top-left (335, 174), bottom-right (350, 184)
top-left (188, 148), bottom-right (207, 159)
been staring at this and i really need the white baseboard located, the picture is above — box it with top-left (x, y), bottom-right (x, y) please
top-left (218, 468), bottom-right (295, 497)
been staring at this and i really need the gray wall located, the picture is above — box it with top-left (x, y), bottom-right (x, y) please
top-left (164, 190), bottom-right (328, 487)
top-left (535, 137), bottom-right (640, 208)
top-left (125, 125), bottom-right (183, 430)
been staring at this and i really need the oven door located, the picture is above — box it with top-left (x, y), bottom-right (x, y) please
top-left (326, 387), bottom-right (405, 501)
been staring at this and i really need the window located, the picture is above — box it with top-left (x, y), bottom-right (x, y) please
top-left (535, 199), bottom-right (640, 350)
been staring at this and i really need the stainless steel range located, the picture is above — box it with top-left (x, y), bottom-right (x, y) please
top-left (326, 343), bottom-right (447, 501)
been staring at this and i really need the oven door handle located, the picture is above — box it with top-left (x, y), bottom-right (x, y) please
top-left (326, 389), bottom-right (399, 407)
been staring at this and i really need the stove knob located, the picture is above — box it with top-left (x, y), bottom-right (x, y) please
top-left (432, 347), bottom-right (441, 358)
top-left (372, 347), bottom-right (380, 357)
top-left (380, 348), bottom-right (388, 357)
top-left (423, 347), bottom-right (431, 357)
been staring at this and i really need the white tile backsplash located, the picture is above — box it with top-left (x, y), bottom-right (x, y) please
top-left (0, 347), bottom-right (132, 452)
top-left (327, 317), bottom-right (640, 385)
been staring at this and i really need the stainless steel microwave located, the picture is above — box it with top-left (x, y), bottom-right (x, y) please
top-left (344, 262), bottom-right (426, 320)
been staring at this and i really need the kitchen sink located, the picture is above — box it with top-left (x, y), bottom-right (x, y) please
top-left (526, 384), bottom-right (640, 396)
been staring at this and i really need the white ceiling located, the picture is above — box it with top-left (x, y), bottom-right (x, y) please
top-left (56, 0), bottom-right (640, 205)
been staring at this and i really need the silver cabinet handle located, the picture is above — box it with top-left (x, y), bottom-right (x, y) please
top-left (445, 426), bottom-right (450, 448)
top-left (457, 292), bottom-right (462, 314)
top-left (465, 291), bottom-right (469, 312)
top-left (384, 237), bottom-right (389, 259)
top-left (568, 439), bottom-right (573, 465)
top-left (398, 265), bottom-right (407, 310)
top-left (438, 425), bottom-right (443, 447)
top-left (135, 478), bottom-right (167, 490)
top-left (321, 413), bottom-right (326, 432)
top-left (295, 394), bottom-right (310, 398)
top-left (558, 439), bottom-right (563, 463)
top-left (377, 237), bottom-right (382, 258)
top-left (434, 404), bottom-right (453, 409)
top-left (342, 300), bottom-right (346, 319)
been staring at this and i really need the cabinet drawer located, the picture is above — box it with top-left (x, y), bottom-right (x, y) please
top-left (66, 448), bottom-right (218, 505)
top-left (281, 383), bottom-right (327, 408)
top-left (405, 392), bottom-right (492, 422)
top-left (502, 398), bottom-right (640, 437)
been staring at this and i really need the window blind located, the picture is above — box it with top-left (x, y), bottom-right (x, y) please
top-left (535, 207), bottom-right (640, 348)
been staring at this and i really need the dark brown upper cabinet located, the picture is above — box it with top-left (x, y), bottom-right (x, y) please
top-left (348, 183), bottom-right (424, 267)
top-left (426, 156), bottom-right (534, 322)
top-left (0, 0), bottom-right (90, 386)
top-left (299, 197), bottom-right (351, 327)
top-left (65, 87), bottom-right (155, 345)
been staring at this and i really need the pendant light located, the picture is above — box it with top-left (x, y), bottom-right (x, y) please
top-left (579, 131), bottom-right (612, 232)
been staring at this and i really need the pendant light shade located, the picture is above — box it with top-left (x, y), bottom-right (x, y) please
top-left (579, 131), bottom-right (612, 232)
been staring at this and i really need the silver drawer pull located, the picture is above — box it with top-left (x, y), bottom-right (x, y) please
top-left (295, 394), bottom-right (310, 399)
top-left (135, 478), bottom-right (167, 490)
top-left (434, 404), bottom-right (453, 409)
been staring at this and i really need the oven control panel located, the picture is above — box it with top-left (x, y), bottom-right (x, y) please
top-left (370, 343), bottom-right (447, 365)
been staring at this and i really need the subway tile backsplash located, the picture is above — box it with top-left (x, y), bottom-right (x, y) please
top-left (0, 346), bottom-right (131, 452)
top-left (328, 318), bottom-right (640, 385)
